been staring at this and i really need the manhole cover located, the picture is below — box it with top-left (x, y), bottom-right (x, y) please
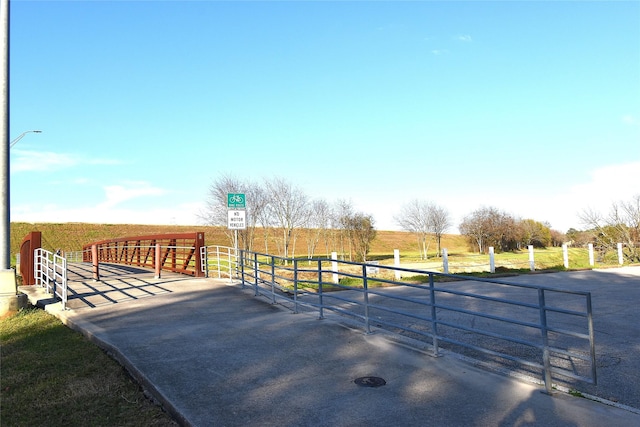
top-left (354, 376), bottom-right (386, 388)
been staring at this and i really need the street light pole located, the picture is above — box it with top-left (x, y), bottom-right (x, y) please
top-left (0, 0), bottom-right (25, 316)
top-left (10, 130), bottom-right (42, 148)
top-left (1, 0), bottom-right (10, 271)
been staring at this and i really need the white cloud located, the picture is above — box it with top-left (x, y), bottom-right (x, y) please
top-left (10, 149), bottom-right (121, 172)
top-left (11, 180), bottom-right (203, 226)
top-left (568, 162), bottom-right (640, 207)
top-left (622, 114), bottom-right (638, 125)
top-left (11, 150), bottom-right (79, 172)
top-left (379, 161), bottom-right (640, 234)
top-left (99, 182), bottom-right (167, 209)
top-left (456, 34), bottom-right (472, 42)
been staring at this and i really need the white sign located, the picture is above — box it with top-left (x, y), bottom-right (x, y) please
top-left (227, 210), bottom-right (246, 230)
top-left (365, 261), bottom-right (379, 275)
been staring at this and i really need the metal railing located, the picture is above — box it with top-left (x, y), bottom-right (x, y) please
top-left (83, 232), bottom-right (206, 277)
top-left (65, 250), bottom-right (85, 263)
top-left (200, 245), bottom-right (239, 280)
top-left (227, 249), bottom-right (596, 394)
top-left (34, 248), bottom-right (68, 310)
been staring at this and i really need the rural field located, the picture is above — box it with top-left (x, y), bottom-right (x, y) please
top-left (10, 222), bottom-right (466, 259)
top-left (10, 222), bottom-right (628, 273)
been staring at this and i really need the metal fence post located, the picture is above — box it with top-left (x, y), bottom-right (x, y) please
top-left (429, 273), bottom-right (441, 356)
top-left (293, 259), bottom-right (299, 314)
top-left (538, 288), bottom-right (553, 394)
top-left (489, 247), bottom-right (495, 273)
top-left (253, 252), bottom-right (259, 296)
top-left (363, 264), bottom-right (371, 334)
top-left (203, 246), bottom-right (209, 278)
top-left (240, 250), bottom-right (245, 288)
top-left (33, 248), bottom-right (40, 287)
top-left (59, 255), bottom-right (67, 310)
top-left (317, 259), bottom-right (324, 319)
top-left (270, 256), bottom-right (276, 304)
top-left (587, 293), bottom-right (597, 385)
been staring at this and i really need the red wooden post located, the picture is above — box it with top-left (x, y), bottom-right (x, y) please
top-left (155, 243), bottom-right (161, 279)
top-left (92, 244), bottom-right (100, 282)
top-left (19, 231), bottom-right (41, 285)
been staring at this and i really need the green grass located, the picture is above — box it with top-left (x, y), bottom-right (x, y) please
top-left (0, 307), bottom-right (177, 427)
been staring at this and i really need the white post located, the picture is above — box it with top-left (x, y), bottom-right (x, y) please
top-left (442, 248), bottom-right (449, 274)
top-left (528, 245), bottom-right (535, 271)
top-left (331, 251), bottom-right (338, 284)
top-left (562, 243), bottom-right (569, 269)
top-left (489, 247), bottom-right (495, 273)
top-left (588, 243), bottom-right (594, 266)
top-left (617, 243), bottom-right (624, 265)
top-left (394, 249), bottom-right (401, 280)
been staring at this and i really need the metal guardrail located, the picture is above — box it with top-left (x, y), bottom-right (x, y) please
top-left (34, 248), bottom-right (68, 310)
top-left (65, 250), bottom-right (85, 263)
top-left (200, 245), bottom-right (239, 281)
top-left (220, 249), bottom-right (596, 395)
top-left (83, 233), bottom-right (206, 277)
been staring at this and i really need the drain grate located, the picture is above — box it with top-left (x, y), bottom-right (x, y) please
top-left (354, 376), bottom-right (386, 388)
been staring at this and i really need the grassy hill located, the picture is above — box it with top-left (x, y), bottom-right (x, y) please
top-left (12, 222), bottom-right (630, 275)
top-left (10, 222), bottom-right (468, 263)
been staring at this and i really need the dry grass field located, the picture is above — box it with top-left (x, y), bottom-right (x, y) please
top-left (10, 222), bottom-right (468, 261)
top-left (12, 222), bottom-right (623, 272)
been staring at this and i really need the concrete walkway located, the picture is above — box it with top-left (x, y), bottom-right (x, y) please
top-left (20, 264), bottom-right (640, 427)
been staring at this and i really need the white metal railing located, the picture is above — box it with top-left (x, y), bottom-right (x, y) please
top-left (34, 248), bottom-right (68, 309)
top-left (65, 250), bottom-right (86, 263)
top-left (200, 245), bottom-right (239, 281)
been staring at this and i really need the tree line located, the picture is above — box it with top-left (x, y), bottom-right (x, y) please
top-left (458, 207), bottom-right (565, 254)
top-left (200, 175), bottom-right (377, 262)
top-left (574, 194), bottom-right (640, 263)
top-left (201, 174), bottom-right (640, 264)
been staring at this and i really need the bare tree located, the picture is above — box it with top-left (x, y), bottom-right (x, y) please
top-left (395, 200), bottom-right (451, 258)
top-left (264, 177), bottom-right (309, 261)
top-left (549, 229), bottom-right (567, 247)
top-left (395, 200), bottom-right (432, 259)
top-left (304, 199), bottom-right (332, 261)
top-left (580, 194), bottom-right (640, 263)
top-left (333, 199), bottom-right (354, 260)
top-left (200, 174), bottom-right (267, 251)
top-left (430, 204), bottom-right (452, 257)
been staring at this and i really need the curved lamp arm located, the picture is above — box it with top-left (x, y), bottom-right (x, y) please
top-left (9, 130), bottom-right (42, 148)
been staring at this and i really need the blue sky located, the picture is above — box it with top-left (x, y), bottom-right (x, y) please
top-left (9, 0), bottom-right (640, 233)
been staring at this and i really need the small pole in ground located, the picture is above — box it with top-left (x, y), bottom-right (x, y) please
top-left (91, 245), bottom-right (100, 282)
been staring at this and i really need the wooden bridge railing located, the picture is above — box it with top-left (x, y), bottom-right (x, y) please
top-left (82, 232), bottom-right (206, 277)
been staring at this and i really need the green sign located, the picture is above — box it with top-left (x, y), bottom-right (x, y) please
top-left (227, 193), bottom-right (246, 209)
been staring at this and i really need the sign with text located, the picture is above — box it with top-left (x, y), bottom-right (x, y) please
top-left (227, 193), bottom-right (246, 209)
top-left (227, 210), bottom-right (246, 230)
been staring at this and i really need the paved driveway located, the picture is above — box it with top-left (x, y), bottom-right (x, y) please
top-left (293, 266), bottom-right (640, 410)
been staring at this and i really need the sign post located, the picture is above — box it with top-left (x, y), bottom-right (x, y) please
top-left (227, 193), bottom-right (247, 253)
